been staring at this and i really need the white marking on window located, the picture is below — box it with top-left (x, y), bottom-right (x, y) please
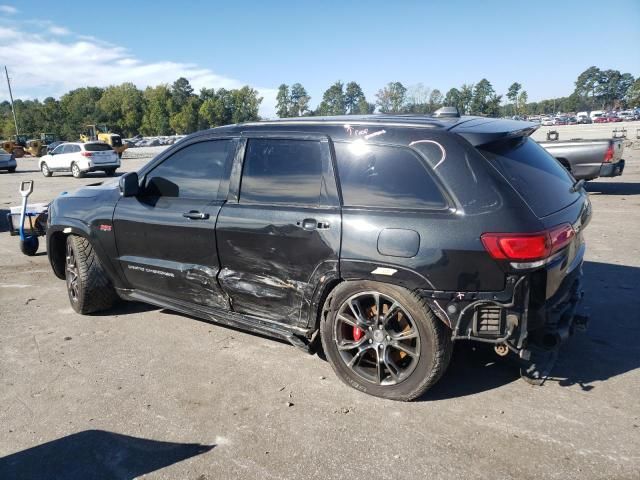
top-left (409, 139), bottom-right (446, 169)
top-left (364, 129), bottom-right (386, 140)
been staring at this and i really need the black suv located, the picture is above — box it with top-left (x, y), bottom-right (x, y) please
top-left (46, 115), bottom-right (590, 400)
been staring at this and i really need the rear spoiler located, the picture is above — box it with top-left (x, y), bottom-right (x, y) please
top-left (448, 117), bottom-right (539, 146)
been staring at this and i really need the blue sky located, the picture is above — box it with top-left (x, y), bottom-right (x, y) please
top-left (1, 0), bottom-right (639, 117)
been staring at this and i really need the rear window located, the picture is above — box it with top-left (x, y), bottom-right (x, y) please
top-left (479, 137), bottom-right (579, 218)
top-left (334, 142), bottom-right (446, 209)
top-left (85, 143), bottom-right (112, 152)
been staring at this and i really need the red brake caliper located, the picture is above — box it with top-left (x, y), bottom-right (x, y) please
top-left (352, 326), bottom-right (364, 341)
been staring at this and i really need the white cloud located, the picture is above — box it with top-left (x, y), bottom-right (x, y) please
top-left (0, 20), bottom-right (277, 118)
top-left (48, 25), bottom-right (70, 36)
top-left (0, 4), bottom-right (17, 14)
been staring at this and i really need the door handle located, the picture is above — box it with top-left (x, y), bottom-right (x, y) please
top-left (297, 218), bottom-right (330, 231)
top-left (183, 211), bottom-right (209, 220)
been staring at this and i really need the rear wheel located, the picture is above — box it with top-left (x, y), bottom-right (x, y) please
top-left (65, 235), bottom-right (117, 314)
top-left (71, 162), bottom-right (83, 178)
top-left (104, 168), bottom-right (116, 176)
top-left (320, 281), bottom-right (452, 401)
top-left (41, 162), bottom-right (52, 177)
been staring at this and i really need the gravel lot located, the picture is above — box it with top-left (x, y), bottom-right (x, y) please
top-left (1, 123), bottom-right (639, 479)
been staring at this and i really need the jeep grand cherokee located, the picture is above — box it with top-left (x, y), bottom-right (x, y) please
top-left (46, 114), bottom-right (590, 400)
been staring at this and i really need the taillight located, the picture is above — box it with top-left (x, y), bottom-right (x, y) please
top-left (481, 223), bottom-right (575, 262)
top-left (603, 143), bottom-right (614, 163)
top-left (81, 151), bottom-right (93, 157)
top-left (548, 223), bottom-right (575, 254)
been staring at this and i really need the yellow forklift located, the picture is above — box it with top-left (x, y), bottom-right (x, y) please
top-left (24, 133), bottom-right (56, 157)
top-left (80, 125), bottom-right (127, 157)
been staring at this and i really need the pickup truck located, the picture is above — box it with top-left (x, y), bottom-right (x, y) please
top-left (539, 138), bottom-right (625, 181)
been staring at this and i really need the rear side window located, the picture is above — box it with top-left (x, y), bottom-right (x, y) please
top-left (85, 143), bottom-right (112, 152)
top-left (145, 139), bottom-right (235, 200)
top-left (478, 137), bottom-right (579, 218)
top-left (334, 142), bottom-right (446, 209)
top-left (240, 138), bottom-right (323, 206)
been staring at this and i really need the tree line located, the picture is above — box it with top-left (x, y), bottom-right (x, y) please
top-left (2, 66), bottom-right (638, 141)
top-left (276, 66), bottom-right (638, 119)
top-left (0, 77), bottom-right (262, 140)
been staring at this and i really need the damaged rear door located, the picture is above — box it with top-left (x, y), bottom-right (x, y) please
top-left (216, 134), bottom-right (341, 327)
top-left (113, 137), bottom-right (237, 308)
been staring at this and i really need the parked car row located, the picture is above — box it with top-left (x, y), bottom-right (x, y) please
top-left (526, 108), bottom-right (639, 125)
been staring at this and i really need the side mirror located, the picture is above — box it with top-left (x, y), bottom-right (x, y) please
top-left (119, 172), bottom-right (139, 197)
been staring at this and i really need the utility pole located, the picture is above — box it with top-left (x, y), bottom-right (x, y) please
top-left (4, 66), bottom-right (19, 136)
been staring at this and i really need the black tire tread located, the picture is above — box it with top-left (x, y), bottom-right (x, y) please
top-left (320, 281), bottom-right (453, 401)
top-left (404, 289), bottom-right (453, 399)
top-left (68, 235), bottom-right (116, 314)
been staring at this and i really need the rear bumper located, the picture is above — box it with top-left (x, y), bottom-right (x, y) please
top-left (418, 260), bottom-right (585, 353)
top-left (599, 159), bottom-right (625, 178)
top-left (84, 162), bottom-right (120, 172)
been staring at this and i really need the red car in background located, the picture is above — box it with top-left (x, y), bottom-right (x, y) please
top-left (593, 116), bottom-right (609, 123)
top-left (606, 114), bottom-right (623, 122)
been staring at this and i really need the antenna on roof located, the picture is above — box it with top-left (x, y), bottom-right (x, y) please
top-left (432, 106), bottom-right (460, 118)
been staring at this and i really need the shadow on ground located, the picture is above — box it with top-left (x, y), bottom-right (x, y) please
top-left (0, 430), bottom-right (214, 480)
top-left (586, 181), bottom-right (640, 195)
top-left (423, 260), bottom-right (640, 399)
top-left (548, 261), bottom-right (640, 390)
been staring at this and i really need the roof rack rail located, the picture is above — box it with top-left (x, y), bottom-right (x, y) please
top-left (432, 107), bottom-right (460, 118)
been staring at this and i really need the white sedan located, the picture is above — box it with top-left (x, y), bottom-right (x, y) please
top-left (39, 142), bottom-right (121, 178)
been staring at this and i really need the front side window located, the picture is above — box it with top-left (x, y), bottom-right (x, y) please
top-left (334, 142), bottom-right (446, 209)
top-left (144, 139), bottom-right (235, 199)
top-left (52, 144), bottom-right (65, 155)
top-left (240, 138), bottom-right (323, 206)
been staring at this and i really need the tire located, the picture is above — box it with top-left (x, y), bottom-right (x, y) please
top-left (320, 281), bottom-right (452, 401)
top-left (8, 167), bottom-right (16, 173)
top-left (41, 162), bottom-right (52, 177)
top-left (20, 236), bottom-right (39, 256)
top-left (65, 235), bottom-right (117, 314)
top-left (104, 168), bottom-right (116, 176)
top-left (71, 162), bottom-right (83, 178)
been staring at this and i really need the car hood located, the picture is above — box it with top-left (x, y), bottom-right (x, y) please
top-left (57, 178), bottom-right (119, 199)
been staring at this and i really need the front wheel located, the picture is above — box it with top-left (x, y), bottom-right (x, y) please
top-left (320, 281), bottom-right (452, 401)
top-left (41, 162), bottom-right (52, 177)
top-left (65, 235), bottom-right (117, 314)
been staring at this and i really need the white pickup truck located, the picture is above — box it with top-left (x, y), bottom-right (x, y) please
top-left (39, 142), bottom-right (120, 178)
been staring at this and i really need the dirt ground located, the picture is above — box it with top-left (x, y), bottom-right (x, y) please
top-left (1, 125), bottom-right (639, 479)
